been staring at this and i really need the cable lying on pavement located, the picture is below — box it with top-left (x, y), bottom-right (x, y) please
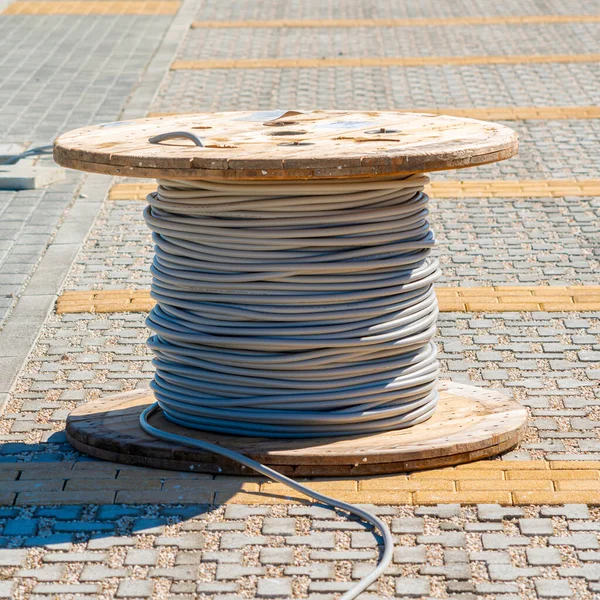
top-left (139, 174), bottom-right (441, 599)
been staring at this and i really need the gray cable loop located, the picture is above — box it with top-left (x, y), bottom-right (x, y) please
top-left (139, 175), bottom-right (442, 600)
top-left (148, 131), bottom-right (205, 147)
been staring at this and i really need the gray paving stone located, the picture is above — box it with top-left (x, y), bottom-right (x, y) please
top-left (201, 551), bottom-right (242, 564)
top-left (150, 565), bottom-right (198, 580)
top-left (257, 578), bottom-right (293, 598)
top-left (288, 506), bottom-right (336, 519)
top-left (393, 546), bottom-right (427, 564)
top-left (478, 505), bottom-right (525, 522)
top-left (417, 532), bottom-right (466, 547)
top-left (448, 581), bottom-right (476, 594)
top-left (43, 552), bottom-right (106, 564)
top-left (87, 536), bottom-right (136, 550)
top-left (54, 521), bottom-right (114, 533)
top-left (549, 534), bottom-right (600, 550)
top-left (196, 582), bottom-right (239, 593)
top-left (0, 549), bottom-right (28, 566)
top-left (260, 547), bottom-right (295, 565)
top-left (519, 518), bottom-right (555, 536)
top-left (286, 563), bottom-right (335, 579)
top-left (395, 577), bottom-right (430, 597)
top-left (391, 517), bottom-right (424, 534)
top-left (116, 579), bottom-right (154, 598)
top-left (286, 532), bottom-right (336, 549)
top-left (350, 531), bottom-right (382, 549)
top-left (526, 548), bottom-right (563, 566)
top-left (535, 579), bottom-right (574, 598)
top-left (311, 550), bottom-right (377, 562)
top-left (0, 582), bottom-right (14, 599)
top-left (476, 583), bottom-right (519, 594)
top-left (420, 563), bottom-right (472, 579)
top-left (224, 505), bottom-right (271, 520)
top-left (155, 534), bottom-right (205, 549)
top-left (559, 565), bottom-right (600, 581)
top-left (79, 565), bottom-right (128, 581)
top-left (482, 534), bottom-right (532, 549)
top-left (3, 519), bottom-right (37, 536)
top-left (36, 507), bottom-right (84, 520)
top-left (16, 565), bottom-right (66, 581)
top-left (262, 517), bottom-right (296, 536)
top-left (416, 504), bottom-right (462, 518)
top-left (216, 564), bottom-right (265, 580)
top-left (220, 533), bottom-right (268, 549)
top-left (124, 549), bottom-right (159, 566)
top-left (131, 518), bottom-right (167, 535)
top-left (541, 505), bottom-right (591, 519)
top-left (24, 534), bottom-right (73, 550)
top-left (488, 564), bottom-right (541, 581)
top-left (445, 549), bottom-right (469, 563)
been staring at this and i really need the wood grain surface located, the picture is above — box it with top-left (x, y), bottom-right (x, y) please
top-left (54, 111), bottom-right (518, 180)
top-left (66, 381), bottom-right (527, 476)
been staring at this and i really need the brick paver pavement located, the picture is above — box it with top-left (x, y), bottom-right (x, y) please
top-left (0, 0), bottom-right (599, 598)
top-left (0, 5), bottom-right (175, 329)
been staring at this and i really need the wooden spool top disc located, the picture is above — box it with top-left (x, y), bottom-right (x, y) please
top-left (54, 110), bottom-right (518, 180)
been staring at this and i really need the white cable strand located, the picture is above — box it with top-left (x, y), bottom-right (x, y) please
top-left (139, 174), bottom-right (441, 599)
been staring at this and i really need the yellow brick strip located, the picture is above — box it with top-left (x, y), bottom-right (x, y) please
top-left (192, 460), bottom-right (600, 506)
top-left (4, 461), bottom-right (600, 505)
top-left (109, 179), bottom-right (600, 202)
top-left (171, 55), bottom-right (600, 70)
top-left (436, 286), bottom-right (600, 312)
top-left (56, 287), bottom-right (600, 314)
top-left (57, 290), bottom-right (155, 314)
top-left (109, 183), bottom-right (156, 200)
top-left (3, 1), bottom-right (180, 16)
top-left (146, 106), bottom-right (600, 120)
top-left (428, 179), bottom-right (600, 197)
top-left (437, 106), bottom-right (600, 120)
top-left (191, 15), bottom-right (600, 29)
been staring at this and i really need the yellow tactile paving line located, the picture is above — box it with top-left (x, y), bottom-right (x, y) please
top-left (439, 107), bottom-right (600, 120)
top-left (2, 1), bottom-right (180, 16)
top-left (191, 15), bottom-right (600, 29)
top-left (428, 179), bottom-right (600, 197)
top-left (56, 287), bottom-right (600, 314)
top-left (0, 460), bottom-right (600, 505)
top-left (146, 107), bottom-right (600, 120)
top-left (244, 461), bottom-right (600, 506)
top-left (108, 179), bottom-right (600, 201)
top-left (5, 461), bottom-right (600, 505)
top-left (171, 55), bottom-right (600, 70)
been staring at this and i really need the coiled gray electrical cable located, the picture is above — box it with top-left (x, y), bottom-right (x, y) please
top-left (139, 173), bottom-right (441, 599)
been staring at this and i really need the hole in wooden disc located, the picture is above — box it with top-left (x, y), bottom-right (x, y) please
top-left (277, 141), bottom-right (314, 146)
top-left (268, 130), bottom-right (308, 136)
top-left (365, 127), bottom-right (401, 134)
top-left (264, 120), bottom-right (298, 127)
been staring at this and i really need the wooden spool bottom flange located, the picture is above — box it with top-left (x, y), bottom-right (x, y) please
top-left (66, 381), bottom-right (527, 476)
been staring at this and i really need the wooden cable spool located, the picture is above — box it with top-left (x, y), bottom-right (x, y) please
top-left (54, 110), bottom-right (525, 475)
